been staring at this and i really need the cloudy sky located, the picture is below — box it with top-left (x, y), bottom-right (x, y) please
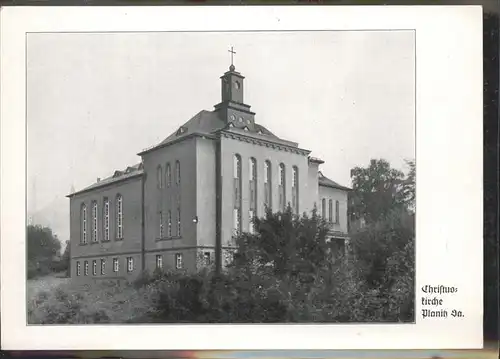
top-left (27, 30), bottom-right (414, 241)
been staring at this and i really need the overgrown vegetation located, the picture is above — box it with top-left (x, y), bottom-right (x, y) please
top-left (28, 158), bottom-right (415, 324)
top-left (27, 224), bottom-right (69, 279)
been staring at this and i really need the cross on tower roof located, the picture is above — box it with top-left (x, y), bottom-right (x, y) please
top-left (228, 46), bottom-right (236, 71)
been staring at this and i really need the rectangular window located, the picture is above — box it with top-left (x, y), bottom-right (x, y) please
top-left (329, 199), bottom-right (333, 222)
top-left (76, 261), bottom-right (81, 276)
top-left (84, 261), bottom-right (89, 276)
top-left (233, 155), bottom-right (241, 179)
top-left (175, 253), bottom-right (183, 269)
top-left (166, 163), bottom-right (171, 187)
top-left (264, 161), bottom-right (272, 209)
top-left (116, 195), bottom-right (123, 239)
top-left (233, 208), bottom-right (241, 235)
top-left (249, 158), bottom-right (257, 213)
top-left (249, 209), bottom-right (255, 233)
top-left (234, 181), bottom-right (240, 206)
top-left (234, 155), bottom-right (241, 209)
top-left (177, 208), bottom-right (181, 236)
top-left (322, 198), bottom-right (326, 218)
top-left (292, 167), bottom-right (299, 214)
top-left (103, 199), bottom-right (110, 241)
top-left (167, 210), bottom-right (172, 237)
top-left (127, 257), bottom-right (134, 272)
top-left (159, 211), bottom-right (164, 238)
top-left (175, 161), bottom-right (180, 185)
top-left (101, 259), bottom-right (106, 275)
top-left (81, 205), bottom-right (87, 244)
top-left (92, 260), bottom-right (97, 276)
top-left (204, 252), bottom-right (211, 266)
top-left (335, 200), bottom-right (340, 224)
top-left (113, 258), bottom-right (119, 272)
top-left (156, 255), bottom-right (163, 269)
top-left (279, 164), bottom-right (286, 211)
top-left (157, 165), bottom-right (163, 189)
top-left (92, 202), bottom-right (98, 242)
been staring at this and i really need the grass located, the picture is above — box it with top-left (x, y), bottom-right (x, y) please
top-left (27, 275), bottom-right (157, 324)
top-left (27, 272), bottom-right (70, 300)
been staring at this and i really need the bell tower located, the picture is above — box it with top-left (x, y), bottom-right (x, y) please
top-left (221, 65), bottom-right (244, 104)
top-left (214, 47), bottom-right (256, 129)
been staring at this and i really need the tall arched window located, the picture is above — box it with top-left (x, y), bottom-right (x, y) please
top-left (249, 157), bottom-right (257, 232)
top-left (328, 199), bottom-right (333, 222)
top-left (233, 154), bottom-right (242, 234)
top-left (167, 210), bottom-right (172, 237)
top-left (292, 166), bottom-right (299, 214)
top-left (335, 200), bottom-right (340, 224)
top-left (321, 198), bottom-right (326, 218)
top-left (157, 165), bottom-right (163, 189)
top-left (159, 211), bottom-right (164, 238)
top-left (166, 163), bottom-right (171, 187)
top-left (116, 194), bottom-right (123, 239)
top-left (264, 160), bottom-right (272, 209)
top-left (175, 161), bottom-right (181, 186)
top-left (103, 198), bottom-right (110, 241)
top-left (81, 204), bottom-right (87, 244)
top-left (279, 163), bottom-right (286, 211)
top-left (177, 208), bottom-right (181, 236)
top-left (91, 201), bottom-right (98, 242)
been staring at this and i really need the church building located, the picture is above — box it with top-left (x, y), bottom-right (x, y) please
top-left (67, 60), bottom-right (350, 282)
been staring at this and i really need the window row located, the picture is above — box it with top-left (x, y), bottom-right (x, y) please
top-left (75, 256), bottom-right (134, 276)
top-left (155, 253), bottom-right (184, 270)
top-left (158, 208), bottom-right (182, 238)
top-left (321, 198), bottom-right (340, 224)
top-left (157, 161), bottom-right (181, 189)
top-left (80, 194), bottom-right (123, 244)
top-left (233, 155), bottom-right (299, 234)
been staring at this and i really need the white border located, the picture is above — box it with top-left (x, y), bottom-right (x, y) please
top-left (1, 5), bottom-right (483, 350)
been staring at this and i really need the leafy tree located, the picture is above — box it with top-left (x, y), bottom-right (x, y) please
top-left (55, 240), bottom-right (71, 276)
top-left (401, 159), bottom-right (415, 210)
top-left (27, 224), bottom-right (61, 279)
top-left (232, 205), bottom-right (332, 278)
top-left (349, 159), bottom-right (414, 224)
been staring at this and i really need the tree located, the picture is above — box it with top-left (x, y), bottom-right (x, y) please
top-left (401, 159), bottom-right (415, 210)
top-left (348, 159), bottom-right (415, 322)
top-left (27, 224), bottom-right (61, 278)
top-left (232, 206), bottom-right (332, 278)
top-left (57, 240), bottom-right (71, 276)
top-left (349, 159), bottom-right (414, 224)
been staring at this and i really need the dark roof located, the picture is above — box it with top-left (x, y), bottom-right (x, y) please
top-left (71, 109), bottom-right (294, 197)
top-left (157, 110), bottom-right (225, 147)
top-left (318, 171), bottom-right (351, 191)
top-left (309, 156), bottom-right (325, 164)
top-left (67, 163), bottom-right (143, 197)
top-left (139, 109), bottom-right (287, 155)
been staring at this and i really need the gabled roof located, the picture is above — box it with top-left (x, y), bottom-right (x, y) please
top-left (67, 163), bottom-right (143, 198)
top-left (318, 171), bottom-right (351, 191)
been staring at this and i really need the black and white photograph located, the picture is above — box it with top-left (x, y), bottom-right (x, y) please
top-left (0, 5), bottom-right (483, 350)
top-left (26, 30), bottom-right (415, 324)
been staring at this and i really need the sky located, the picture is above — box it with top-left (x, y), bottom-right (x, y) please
top-left (27, 31), bottom-right (415, 241)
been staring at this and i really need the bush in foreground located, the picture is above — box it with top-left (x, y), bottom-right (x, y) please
top-left (29, 207), bottom-right (414, 324)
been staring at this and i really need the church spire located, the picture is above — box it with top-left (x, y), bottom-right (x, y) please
top-left (220, 47), bottom-right (244, 104)
top-left (228, 46), bottom-right (236, 72)
top-left (214, 47), bottom-right (256, 127)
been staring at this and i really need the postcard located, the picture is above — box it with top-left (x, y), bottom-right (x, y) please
top-left (0, 5), bottom-right (483, 350)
